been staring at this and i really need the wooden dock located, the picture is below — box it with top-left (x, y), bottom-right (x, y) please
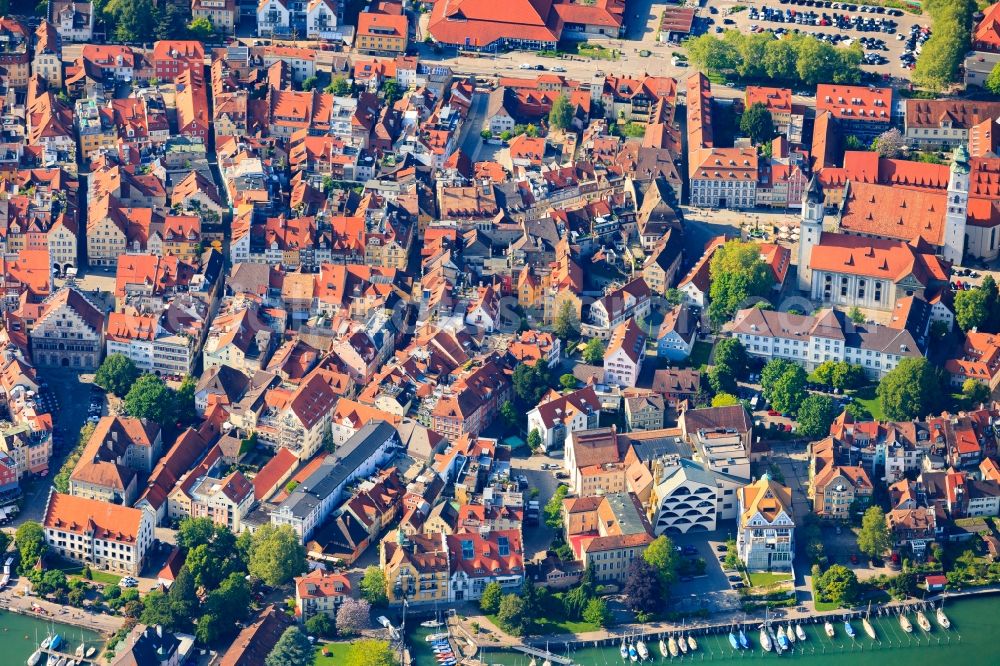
top-left (513, 645), bottom-right (573, 665)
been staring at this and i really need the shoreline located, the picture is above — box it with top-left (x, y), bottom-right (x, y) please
top-left (0, 593), bottom-right (121, 637)
top-left (461, 584), bottom-right (1000, 655)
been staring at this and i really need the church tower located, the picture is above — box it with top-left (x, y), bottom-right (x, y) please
top-left (798, 174), bottom-right (824, 292)
top-left (943, 144), bottom-right (971, 265)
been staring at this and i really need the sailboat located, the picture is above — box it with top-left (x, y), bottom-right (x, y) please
top-left (420, 620), bottom-right (444, 628)
top-left (686, 635), bottom-right (697, 652)
top-left (84, 647), bottom-right (96, 659)
top-left (863, 602), bottom-right (877, 639)
top-left (738, 628), bottom-right (750, 649)
top-left (759, 626), bottom-right (773, 652)
top-left (636, 638), bottom-right (649, 661)
top-left (844, 620), bottom-right (856, 639)
top-left (917, 610), bottom-right (932, 632)
top-left (678, 634), bottom-right (687, 655)
top-left (785, 623), bottom-right (796, 643)
top-left (728, 630), bottom-right (739, 650)
top-left (628, 640), bottom-right (638, 662)
top-left (659, 638), bottom-right (668, 658)
top-left (776, 626), bottom-right (790, 651)
top-left (899, 611), bottom-right (913, 633)
top-left (936, 606), bottom-right (951, 629)
top-left (824, 620), bottom-right (835, 638)
top-left (26, 649), bottom-right (43, 666)
top-left (795, 624), bottom-right (807, 641)
top-left (620, 639), bottom-right (628, 661)
top-left (667, 636), bottom-right (679, 658)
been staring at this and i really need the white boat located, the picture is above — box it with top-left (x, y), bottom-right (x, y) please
top-left (917, 610), bottom-right (932, 632)
top-left (75, 643), bottom-right (84, 659)
top-left (658, 639), bottom-right (668, 658)
top-left (899, 612), bottom-right (913, 633)
top-left (937, 607), bottom-right (951, 629)
top-left (543, 659), bottom-right (551, 666)
top-left (636, 639), bottom-right (649, 660)
top-left (426, 633), bottom-right (450, 642)
top-left (678, 635), bottom-right (687, 654)
top-left (785, 623), bottom-right (795, 643)
top-left (529, 659), bottom-right (537, 666)
top-left (40, 636), bottom-right (51, 650)
top-left (620, 642), bottom-right (628, 661)
top-left (421, 620), bottom-right (444, 628)
top-left (776, 626), bottom-right (789, 651)
top-left (795, 624), bottom-right (806, 641)
top-left (824, 621), bottom-right (835, 638)
top-left (667, 636), bottom-right (679, 657)
top-left (759, 628), bottom-right (773, 652)
top-left (863, 617), bottom-right (877, 640)
top-left (26, 649), bottom-right (43, 666)
top-left (686, 635), bottom-right (697, 652)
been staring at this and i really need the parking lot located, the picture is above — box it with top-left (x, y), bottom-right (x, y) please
top-left (669, 528), bottom-right (743, 613)
top-left (716, 0), bottom-right (933, 80)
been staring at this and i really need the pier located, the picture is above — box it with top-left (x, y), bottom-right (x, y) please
top-left (514, 645), bottom-right (573, 664)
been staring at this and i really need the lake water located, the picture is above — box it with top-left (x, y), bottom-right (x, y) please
top-left (0, 610), bottom-right (103, 664)
top-left (458, 595), bottom-right (1000, 666)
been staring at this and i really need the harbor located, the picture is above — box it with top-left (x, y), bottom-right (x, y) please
top-left (465, 594), bottom-right (1000, 666)
top-left (0, 610), bottom-right (103, 666)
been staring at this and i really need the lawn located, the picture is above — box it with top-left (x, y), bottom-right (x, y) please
top-left (488, 614), bottom-right (600, 636)
top-left (748, 571), bottom-right (793, 587)
top-left (314, 642), bottom-right (352, 665)
top-left (687, 341), bottom-right (713, 371)
top-left (55, 560), bottom-right (121, 585)
top-left (849, 386), bottom-right (885, 421)
top-left (814, 600), bottom-right (840, 612)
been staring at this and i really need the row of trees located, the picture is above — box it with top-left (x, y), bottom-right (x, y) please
top-left (686, 31), bottom-right (863, 87)
top-left (93, 0), bottom-right (218, 43)
top-left (913, 0), bottom-right (976, 91)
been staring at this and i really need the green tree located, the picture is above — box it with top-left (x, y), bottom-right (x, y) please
top-left (15, 521), bottom-right (46, 572)
top-left (762, 359), bottom-right (807, 414)
top-left (172, 376), bottom-right (198, 428)
top-left (849, 306), bottom-right (865, 324)
top-left (583, 597), bottom-right (612, 627)
top-left (877, 357), bottom-right (941, 421)
top-left (982, 274), bottom-right (1000, 332)
top-left (856, 506), bottom-right (891, 559)
top-left (740, 102), bottom-right (774, 145)
top-left (140, 589), bottom-right (177, 629)
top-left (187, 16), bottom-right (214, 39)
top-left (642, 535), bottom-right (678, 591)
top-left (195, 612), bottom-right (222, 644)
top-left (155, 1), bottom-right (190, 39)
top-left (582, 337), bottom-right (605, 364)
top-left (496, 593), bottom-right (527, 635)
top-left (111, 0), bottom-right (157, 42)
top-left (360, 566), bottom-right (388, 606)
top-left (815, 564), bottom-right (859, 606)
top-left (545, 484), bottom-right (569, 529)
top-left (265, 626), bottom-right (313, 666)
top-left (345, 639), bottom-right (399, 666)
top-left (247, 524), bottom-right (307, 587)
top-left (987, 62), bottom-right (1000, 94)
top-left (708, 240), bottom-right (775, 327)
top-left (94, 353), bottom-right (139, 396)
top-left (500, 400), bottom-right (519, 428)
top-left (124, 374), bottom-right (174, 425)
top-left (962, 378), bottom-right (991, 407)
top-left (831, 362), bottom-right (867, 391)
top-left (709, 338), bottom-right (747, 395)
top-left (686, 33), bottom-right (739, 73)
top-left (305, 612), bottom-right (335, 638)
top-left (796, 394), bottom-right (837, 439)
top-left (512, 360), bottom-right (552, 405)
top-left (205, 572), bottom-right (252, 631)
top-left (326, 76), bottom-right (351, 95)
top-left (168, 566), bottom-right (198, 630)
top-left (711, 392), bottom-right (740, 407)
top-left (177, 517), bottom-right (217, 549)
top-left (553, 300), bottom-right (580, 341)
top-left (300, 75), bottom-right (318, 91)
top-left (913, 0), bottom-right (975, 90)
top-left (480, 581), bottom-right (504, 614)
top-left (955, 287), bottom-right (990, 332)
top-left (559, 374), bottom-right (578, 390)
top-left (549, 94), bottom-right (574, 131)
top-left (527, 429), bottom-right (542, 451)
top-left (381, 79), bottom-right (401, 105)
